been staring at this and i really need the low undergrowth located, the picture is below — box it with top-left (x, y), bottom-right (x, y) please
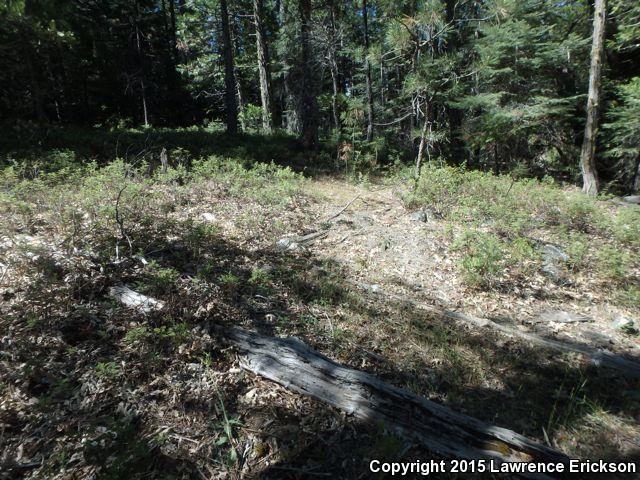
top-left (1, 141), bottom-right (639, 478)
top-left (402, 165), bottom-right (640, 306)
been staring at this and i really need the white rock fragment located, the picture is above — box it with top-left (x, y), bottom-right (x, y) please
top-left (109, 286), bottom-right (165, 313)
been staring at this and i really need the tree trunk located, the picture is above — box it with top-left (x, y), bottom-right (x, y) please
top-left (169, 0), bottom-right (177, 56)
top-left (328, 0), bottom-right (341, 132)
top-left (362, 0), bottom-right (374, 142)
top-left (298, 0), bottom-right (319, 148)
top-left (442, 0), bottom-right (465, 164)
top-left (278, 0), bottom-right (298, 132)
top-left (220, 0), bottom-right (238, 134)
top-left (415, 111), bottom-right (430, 181)
top-left (580, 0), bottom-right (606, 196)
top-left (253, 0), bottom-right (274, 133)
top-left (235, 68), bottom-right (245, 131)
top-left (230, 27), bottom-right (246, 131)
top-left (134, 1), bottom-right (149, 127)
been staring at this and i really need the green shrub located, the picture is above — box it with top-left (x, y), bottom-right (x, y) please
top-left (219, 272), bottom-right (241, 289)
top-left (508, 236), bottom-right (539, 274)
top-left (452, 230), bottom-right (504, 288)
top-left (124, 326), bottom-right (150, 344)
top-left (615, 284), bottom-right (640, 308)
top-left (611, 206), bottom-right (640, 248)
top-left (248, 267), bottom-right (271, 292)
top-left (138, 262), bottom-right (180, 294)
top-left (152, 322), bottom-right (190, 345)
top-left (560, 196), bottom-right (603, 232)
top-left (95, 361), bottom-right (119, 379)
top-left (596, 246), bottom-right (633, 282)
top-left (564, 233), bottom-right (589, 272)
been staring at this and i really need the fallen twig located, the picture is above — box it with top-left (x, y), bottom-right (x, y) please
top-left (320, 194), bottom-right (361, 224)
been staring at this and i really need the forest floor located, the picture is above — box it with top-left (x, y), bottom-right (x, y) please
top-left (306, 178), bottom-right (640, 359)
top-left (1, 140), bottom-right (640, 479)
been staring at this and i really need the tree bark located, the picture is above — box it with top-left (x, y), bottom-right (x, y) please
top-left (168, 0), bottom-right (177, 56)
top-left (362, 0), bottom-right (374, 142)
top-left (253, 0), bottom-right (274, 133)
top-left (441, 0), bottom-right (465, 164)
top-left (220, 0), bottom-right (239, 134)
top-left (230, 26), bottom-right (246, 131)
top-left (580, 0), bottom-right (606, 196)
top-left (415, 111), bottom-right (430, 181)
top-left (278, 0), bottom-right (298, 132)
top-left (134, 1), bottom-right (149, 127)
top-left (328, 0), bottom-right (341, 132)
top-left (298, 0), bottom-right (319, 148)
top-left (632, 154), bottom-right (640, 193)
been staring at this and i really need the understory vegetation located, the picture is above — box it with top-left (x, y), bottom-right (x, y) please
top-left (403, 165), bottom-right (639, 299)
top-left (1, 136), bottom-right (639, 478)
top-left (2, 0), bottom-right (640, 477)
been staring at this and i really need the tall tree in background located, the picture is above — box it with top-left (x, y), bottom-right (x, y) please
top-left (298, 0), bottom-right (318, 147)
top-left (1, 0), bottom-right (639, 193)
top-left (253, 0), bottom-right (273, 132)
top-left (220, 0), bottom-right (238, 133)
top-left (318, 0), bottom-right (342, 132)
top-left (276, 0), bottom-right (299, 132)
top-left (580, 0), bottom-right (606, 196)
top-left (133, 0), bottom-right (150, 126)
top-left (169, 0), bottom-right (178, 57)
top-left (362, 0), bottom-right (374, 141)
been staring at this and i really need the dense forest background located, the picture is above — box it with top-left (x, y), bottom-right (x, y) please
top-left (2, 2), bottom-right (640, 477)
top-left (1, 0), bottom-right (639, 193)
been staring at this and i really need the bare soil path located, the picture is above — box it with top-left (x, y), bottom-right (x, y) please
top-left (299, 178), bottom-right (640, 362)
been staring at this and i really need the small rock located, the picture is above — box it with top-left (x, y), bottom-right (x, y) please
top-left (540, 263), bottom-right (571, 285)
top-left (276, 238), bottom-right (300, 251)
top-left (409, 208), bottom-right (440, 223)
top-left (582, 330), bottom-right (615, 348)
top-left (540, 244), bottom-right (571, 284)
top-left (276, 238), bottom-right (292, 250)
top-left (409, 211), bottom-right (429, 222)
top-left (200, 212), bottom-right (217, 222)
top-left (612, 316), bottom-right (636, 331)
top-left (541, 244), bottom-right (569, 263)
top-left (622, 195), bottom-right (640, 205)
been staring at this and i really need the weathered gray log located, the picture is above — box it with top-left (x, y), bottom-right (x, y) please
top-left (109, 285), bottom-right (164, 313)
top-left (276, 230), bottom-right (329, 250)
top-left (359, 284), bottom-right (640, 379)
top-left (220, 326), bottom-right (570, 479)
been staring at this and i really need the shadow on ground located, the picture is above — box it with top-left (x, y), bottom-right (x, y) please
top-left (3, 213), bottom-right (639, 479)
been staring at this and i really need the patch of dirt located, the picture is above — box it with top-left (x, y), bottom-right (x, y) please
top-left (2, 173), bottom-right (639, 479)
top-left (305, 178), bottom-right (640, 359)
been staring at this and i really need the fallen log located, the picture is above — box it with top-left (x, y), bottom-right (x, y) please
top-left (220, 326), bottom-right (570, 479)
top-left (359, 283), bottom-right (640, 379)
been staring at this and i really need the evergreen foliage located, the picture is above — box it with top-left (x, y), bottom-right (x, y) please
top-left (1, 0), bottom-right (639, 191)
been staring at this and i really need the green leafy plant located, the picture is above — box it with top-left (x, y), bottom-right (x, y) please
top-left (452, 230), bottom-right (504, 288)
top-left (94, 361), bottom-right (120, 379)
